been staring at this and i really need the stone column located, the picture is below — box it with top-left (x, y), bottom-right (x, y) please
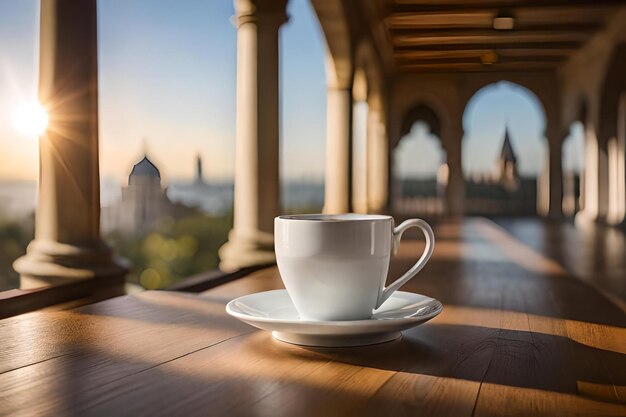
top-left (597, 139), bottom-right (610, 221)
top-left (606, 97), bottom-right (626, 225)
top-left (219, 0), bottom-right (287, 271)
top-left (14, 0), bottom-right (127, 289)
top-left (323, 87), bottom-right (351, 214)
top-left (538, 130), bottom-right (563, 218)
top-left (537, 155), bottom-right (549, 216)
top-left (576, 125), bottom-right (608, 224)
top-left (351, 101), bottom-right (368, 214)
top-left (562, 171), bottom-right (577, 217)
top-left (443, 127), bottom-right (465, 217)
top-left (366, 107), bottom-right (389, 213)
top-left (607, 137), bottom-right (621, 224)
top-left (548, 135), bottom-right (564, 218)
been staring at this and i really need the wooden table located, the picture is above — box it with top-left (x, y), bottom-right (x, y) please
top-left (1, 218), bottom-right (625, 416)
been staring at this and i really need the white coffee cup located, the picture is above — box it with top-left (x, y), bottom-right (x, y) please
top-left (274, 214), bottom-right (434, 321)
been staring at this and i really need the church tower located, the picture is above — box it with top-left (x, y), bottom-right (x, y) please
top-left (496, 126), bottom-right (520, 191)
top-left (195, 154), bottom-right (204, 185)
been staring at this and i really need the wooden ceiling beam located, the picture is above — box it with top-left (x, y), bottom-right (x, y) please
top-left (394, 41), bottom-right (582, 51)
top-left (386, 0), bottom-right (621, 73)
top-left (394, 48), bottom-right (574, 60)
top-left (388, 23), bottom-right (602, 32)
top-left (393, 32), bottom-right (588, 47)
top-left (395, 55), bottom-right (568, 65)
top-left (389, 26), bottom-right (600, 38)
top-left (398, 62), bottom-right (559, 72)
top-left (388, 1), bottom-right (624, 14)
top-left (387, 9), bottom-right (611, 30)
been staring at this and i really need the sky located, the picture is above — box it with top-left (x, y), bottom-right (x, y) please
top-left (0, 0), bottom-right (582, 184)
top-left (0, 0), bottom-right (326, 183)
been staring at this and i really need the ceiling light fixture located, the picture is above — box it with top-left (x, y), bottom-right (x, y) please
top-left (481, 51), bottom-right (499, 65)
top-left (493, 10), bottom-right (514, 30)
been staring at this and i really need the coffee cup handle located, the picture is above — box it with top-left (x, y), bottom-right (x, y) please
top-left (376, 219), bottom-right (435, 309)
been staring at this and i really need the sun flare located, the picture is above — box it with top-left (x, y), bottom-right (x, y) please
top-left (14, 102), bottom-right (49, 137)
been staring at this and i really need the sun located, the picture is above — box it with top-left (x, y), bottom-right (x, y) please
top-left (14, 102), bottom-right (49, 137)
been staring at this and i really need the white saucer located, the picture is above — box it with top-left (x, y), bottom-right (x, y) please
top-left (226, 289), bottom-right (443, 347)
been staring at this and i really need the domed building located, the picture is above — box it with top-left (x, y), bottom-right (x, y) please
top-left (129, 156), bottom-right (161, 185)
top-left (102, 155), bottom-right (196, 233)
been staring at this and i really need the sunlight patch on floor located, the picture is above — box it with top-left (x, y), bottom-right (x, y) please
top-left (435, 305), bottom-right (626, 355)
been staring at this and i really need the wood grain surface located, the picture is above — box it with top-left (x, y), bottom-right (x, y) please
top-left (1, 218), bottom-right (624, 416)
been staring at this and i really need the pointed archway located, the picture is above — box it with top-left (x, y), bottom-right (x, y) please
top-left (462, 81), bottom-right (547, 215)
top-left (392, 103), bottom-right (446, 216)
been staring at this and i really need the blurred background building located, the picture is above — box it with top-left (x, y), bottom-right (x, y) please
top-left (102, 155), bottom-right (198, 233)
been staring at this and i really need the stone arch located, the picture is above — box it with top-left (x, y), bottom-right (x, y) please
top-left (310, 0), bottom-right (353, 89)
top-left (393, 102), bottom-right (447, 216)
top-left (465, 80), bottom-right (550, 118)
top-left (461, 76), bottom-right (560, 150)
top-left (462, 80), bottom-right (548, 134)
top-left (461, 80), bottom-right (549, 215)
top-left (575, 94), bottom-right (590, 125)
top-left (353, 39), bottom-right (383, 110)
top-left (392, 91), bottom-right (453, 149)
top-left (400, 103), bottom-right (442, 141)
top-left (352, 67), bottom-right (368, 102)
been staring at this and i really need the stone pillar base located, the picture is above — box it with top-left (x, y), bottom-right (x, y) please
top-left (218, 230), bottom-right (275, 272)
top-left (14, 240), bottom-right (128, 290)
top-left (575, 210), bottom-right (601, 228)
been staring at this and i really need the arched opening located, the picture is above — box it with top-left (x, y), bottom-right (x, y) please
top-left (562, 122), bottom-right (585, 216)
top-left (392, 104), bottom-right (445, 215)
top-left (462, 81), bottom-right (547, 215)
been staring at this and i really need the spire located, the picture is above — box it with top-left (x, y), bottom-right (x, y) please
top-left (195, 153), bottom-right (204, 184)
top-left (500, 126), bottom-right (517, 164)
top-left (141, 137), bottom-right (149, 158)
